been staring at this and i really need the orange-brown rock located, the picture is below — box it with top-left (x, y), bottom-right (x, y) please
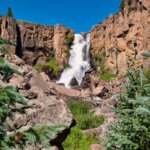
top-left (90, 0), bottom-right (150, 73)
top-left (0, 15), bottom-right (17, 54)
top-left (54, 24), bottom-right (74, 69)
top-left (90, 144), bottom-right (105, 150)
top-left (0, 16), bottom-right (74, 69)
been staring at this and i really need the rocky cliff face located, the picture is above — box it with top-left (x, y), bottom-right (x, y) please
top-left (0, 0), bottom-right (150, 76)
top-left (0, 15), bottom-right (74, 71)
top-left (90, 0), bottom-right (150, 74)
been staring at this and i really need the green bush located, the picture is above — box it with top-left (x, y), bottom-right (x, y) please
top-left (45, 58), bottom-right (59, 77)
top-left (65, 100), bottom-right (104, 130)
top-left (6, 124), bottom-right (67, 149)
top-left (0, 57), bottom-right (22, 81)
top-left (63, 127), bottom-right (98, 150)
top-left (32, 58), bottom-right (59, 77)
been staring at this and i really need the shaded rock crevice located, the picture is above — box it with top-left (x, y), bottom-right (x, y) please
top-left (16, 24), bottom-right (23, 57)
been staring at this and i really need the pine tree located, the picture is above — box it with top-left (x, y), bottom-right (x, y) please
top-left (105, 50), bottom-right (150, 150)
top-left (119, 0), bottom-right (125, 11)
top-left (7, 7), bottom-right (13, 18)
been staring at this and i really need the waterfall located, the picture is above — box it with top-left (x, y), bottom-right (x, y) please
top-left (57, 33), bottom-right (91, 88)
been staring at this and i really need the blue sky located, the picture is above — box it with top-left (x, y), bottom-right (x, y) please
top-left (0, 0), bottom-right (121, 33)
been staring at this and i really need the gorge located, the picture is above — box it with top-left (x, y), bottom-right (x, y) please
top-left (0, 0), bottom-right (150, 150)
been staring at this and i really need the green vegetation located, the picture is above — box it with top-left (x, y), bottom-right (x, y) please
top-left (105, 51), bottom-right (150, 150)
top-left (0, 57), bottom-right (22, 81)
top-left (93, 48), bottom-right (118, 81)
top-left (4, 124), bottom-right (66, 149)
top-left (144, 69), bottom-right (150, 83)
top-left (141, 51), bottom-right (150, 58)
top-left (17, 19), bottom-right (50, 27)
top-left (93, 50), bottom-right (106, 74)
top-left (65, 100), bottom-right (104, 130)
top-left (32, 64), bottom-right (42, 72)
top-left (63, 127), bottom-right (98, 150)
top-left (119, 0), bottom-right (132, 11)
top-left (65, 30), bottom-right (74, 51)
top-left (99, 72), bottom-right (117, 81)
top-left (0, 37), bottom-right (16, 46)
top-left (7, 7), bottom-right (13, 18)
top-left (45, 58), bottom-right (59, 77)
top-left (119, 0), bottom-right (125, 10)
top-left (32, 58), bottom-right (59, 77)
top-left (64, 100), bottom-right (104, 150)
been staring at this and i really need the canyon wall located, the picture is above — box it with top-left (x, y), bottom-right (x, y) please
top-left (0, 15), bottom-right (74, 70)
top-left (90, 0), bottom-right (150, 74)
top-left (0, 0), bottom-right (150, 76)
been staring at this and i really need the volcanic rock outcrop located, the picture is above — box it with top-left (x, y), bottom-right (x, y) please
top-left (0, 16), bottom-right (74, 70)
top-left (90, 0), bottom-right (150, 73)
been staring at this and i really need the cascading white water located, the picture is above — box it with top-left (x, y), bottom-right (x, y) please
top-left (57, 33), bottom-right (91, 88)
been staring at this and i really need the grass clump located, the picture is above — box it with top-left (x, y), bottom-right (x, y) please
top-left (63, 127), bottom-right (98, 150)
top-left (65, 100), bottom-right (104, 130)
top-left (99, 72), bottom-right (117, 81)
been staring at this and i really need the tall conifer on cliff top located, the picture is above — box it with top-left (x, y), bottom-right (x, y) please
top-left (7, 7), bottom-right (13, 18)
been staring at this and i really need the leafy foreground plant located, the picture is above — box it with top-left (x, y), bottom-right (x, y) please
top-left (105, 51), bottom-right (150, 150)
top-left (0, 124), bottom-right (67, 150)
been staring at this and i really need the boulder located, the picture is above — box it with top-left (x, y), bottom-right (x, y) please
top-left (92, 86), bottom-right (104, 96)
top-left (55, 84), bottom-right (80, 97)
top-left (50, 146), bottom-right (60, 150)
top-left (92, 86), bottom-right (109, 97)
top-left (90, 144), bottom-right (105, 150)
